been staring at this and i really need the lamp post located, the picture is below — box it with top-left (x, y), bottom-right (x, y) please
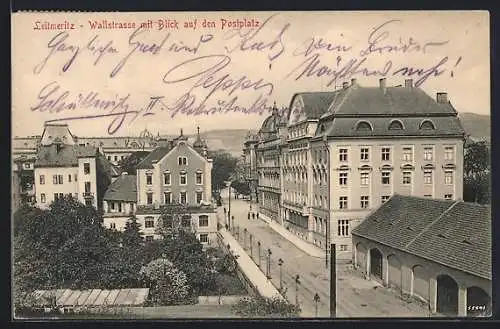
top-left (249, 234), bottom-right (253, 258)
top-left (314, 293), bottom-right (321, 317)
top-left (257, 241), bottom-right (261, 268)
top-left (330, 243), bottom-right (337, 318)
top-left (227, 181), bottom-right (232, 230)
top-left (266, 248), bottom-right (272, 279)
top-left (295, 275), bottom-right (301, 307)
top-left (323, 136), bottom-right (330, 269)
top-left (278, 258), bottom-right (284, 291)
top-left (243, 228), bottom-right (247, 249)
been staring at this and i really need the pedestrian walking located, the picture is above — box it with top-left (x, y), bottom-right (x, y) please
top-left (257, 213), bottom-right (259, 219)
top-left (248, 213), bottom-right (251, 220)
top-left (252, 213), bottom-right (255, 220)
top-left (224, 207), bottom-right (226, 215)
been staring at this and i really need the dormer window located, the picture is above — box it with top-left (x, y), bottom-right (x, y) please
top-left (420, 120), bottom-right (436, 130)
top-left (356, 121), bottom-right (373, 132)
top-left (388, 120), bottom-right (404, 130)
top-left (178, 156), bottom-right (187, 166)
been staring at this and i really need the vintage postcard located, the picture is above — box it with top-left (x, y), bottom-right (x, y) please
top-left (11, 11), bottom-right (491, 319)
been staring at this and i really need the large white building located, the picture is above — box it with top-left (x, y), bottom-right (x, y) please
top-left (246, 78), bottom-right (466, 258)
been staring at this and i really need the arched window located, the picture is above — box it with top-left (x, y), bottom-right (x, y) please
top-left (420, 120), bottom-right (436, 130)
top-left (356, 121), bottom-right (373, 132)
top-left (388, 120), bottom-right (404, 130)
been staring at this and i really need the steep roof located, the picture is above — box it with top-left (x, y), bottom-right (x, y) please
top-left (352, 195), bottom-right (491, 280)
top-left (288, 92), bottom-right (340, 121)
top-left (135, 146), bottom-right (172, 169)
top-left (103, 174), bottom-right (137, 202)
top-left (35, 145), bottom-right (97, 168)
top-left (40, 124), bottom-right (76, 146)
top-left (97, 153), bottom-right (121, 177)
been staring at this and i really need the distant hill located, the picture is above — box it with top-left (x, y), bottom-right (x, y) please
top-left (458, 112), bottom-right (490, 141)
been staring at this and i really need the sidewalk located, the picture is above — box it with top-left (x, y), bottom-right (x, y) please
top-left (258, 213), bottom-right (324, 258)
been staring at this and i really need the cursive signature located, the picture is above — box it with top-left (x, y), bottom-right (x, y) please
top-left (359, 19), bottom-right (449, 57)
top-left (293, 36), bottom-right (352, 57)
top-left (223, 14), bottom-right (290, 62)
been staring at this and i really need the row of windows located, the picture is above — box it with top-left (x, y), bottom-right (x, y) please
top-left (146, 172), bottom-right (203, 186)
top-left (138, 215), bottom-right (210, 229)
top-left (137, 234), bottom-right (209, 243)
top-left (39, 192), bottom-right (94, 206)
top-left (108, 155), bottom-right (126, 162)
top-left (335, 194), bottom-right (453, 209)
top-left (337, 170), bottom-right (455, 186)
top-left (355, 119), bottom-right (436, 132)
top-left (39, 174), bottom-right (78, 185)
top-left (337, 146), bottom-right (455, 162)
top-left (145, 191), bottom-right (204, 205)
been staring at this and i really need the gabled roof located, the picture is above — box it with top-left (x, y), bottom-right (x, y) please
top-left (103, 175), bottom-right (137, 202)
top-left (352, 195), bottom-right (491, 280)
top-left (35, 145), bottom-right (97, 168)
top-left (135, 147), bottom-right (172, 169)
top-left (98, 153), bottom-right (121, 177)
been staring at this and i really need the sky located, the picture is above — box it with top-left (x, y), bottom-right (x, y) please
top-left (12, 11), bottom-right (490, 138)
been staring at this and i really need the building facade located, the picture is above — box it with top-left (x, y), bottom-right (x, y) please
top-left (102, 129), bottom-right (217, 245)
top-left (242, 132), bottom-right (259, 203)
top-left (245, 78), bottom-right (466, 257)
top-left (352, 195), bottom-right (491, 317)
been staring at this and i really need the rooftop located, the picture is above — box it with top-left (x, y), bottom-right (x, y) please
top-left (103, 174), bottom-right (137, 202)
top-left (352, 195), bottom-right (491, 280)
top-left (35, 144), bottom-right (98, 168)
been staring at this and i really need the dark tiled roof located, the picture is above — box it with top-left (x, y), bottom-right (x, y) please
top-left (288, 92), bottom-right (340, 121)
top-left (324, 116), bottom-right (464, 138)
top-left (352, 195), bottom-right (491, 280)
top-left (135, 147), bottom-right (172, 169)
top-left (35, 145), bottom-right (97, 167)
top-left (103, 175), bottom-right (137, 202)
top-left (98, 153), bottom-right (121, 177)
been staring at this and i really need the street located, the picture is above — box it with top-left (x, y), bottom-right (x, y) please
top-left (220, 188), bottom-right (432, 318)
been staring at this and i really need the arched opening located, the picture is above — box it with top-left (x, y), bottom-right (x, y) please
top-left (355, 242), bottom-right (367, 270)
top-left (356, 121), bottom-right (373, 132)
top-left (388, 120), bottom-right (404, 130)
top-left (437, 274), bottom-right (459, 315)
top-left (467, 286), bottom-right (491, 317)
top-left (411, 265), bottom-right (429, 300)
top-left (420, 120), bottom-right (436, 130)
top-left (370, 248), bottom-right (383, 281)
top-left (387, 254), bottom-right (402, 289)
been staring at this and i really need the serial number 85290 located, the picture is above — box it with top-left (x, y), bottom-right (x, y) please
top-left (467, 305), bottom-right (487, 311)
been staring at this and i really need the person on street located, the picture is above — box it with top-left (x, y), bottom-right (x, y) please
top-left (252, 213), bottom-right (255, 220)
top-left (248, 213), bottom-right (250, 220)
top-left (224, 207), bottom-right (226, 215)
top-left (256, 213), bottom-right (259, 219)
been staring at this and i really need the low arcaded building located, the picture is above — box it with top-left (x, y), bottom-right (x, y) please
top-left (352, 195), bottom-right (491, 317)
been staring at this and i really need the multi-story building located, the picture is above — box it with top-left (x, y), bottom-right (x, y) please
top-left (102, 128), bottom-right (217, 245)
top-left (242, 132), bottom-right (259, 203)
top-left (12, 154), bottom-right (37, 211)
top-left (246, 78), bottom-right (466, 257)
top-left (33, 123), bottom-right (116, 210)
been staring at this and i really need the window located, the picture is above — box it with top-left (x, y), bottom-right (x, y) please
top-left (40, 193), bottom-right (46, 203)
top-left (58, 175), bottom-right (63, 184)
top-left (444, 170), bottom-right (454, 185)
top-left (180, 192), bottom-right (187, 204)
top-left (145, 217), bottom-right (155, 228)
top-left (180, 173), bottom-right (187, 185)
top-left (181, 215), bottom-right (191, 227)
top-left (337, 220), bottom-right (349, 236)
top-left (339, 172), bottom-right (348, 186)
top-left (360, 172), bottom-right (369, 186)
top-left (356, 121), bottom-right (372, 131)
top-left (381, 172), bottom-right (391, 185)
top-left (75, 174), bottom-right (77, 182)
top-left (381, 147), bottom-right (391, 161)
top-left (146, 192), bottom-right (153, 205)
top-left (67, 174), bottom-right (72, 183)
top-left (107, 156), bottom-right (111, 161)
top-left (118, 203), bottom-right (122, 212)
top-left (163, 216), bottom-right (173, 228)
top-left (360, 148), bottom-right (369, 161)
top-left (360, 196), bottom-right (369, 208)
top-left (339, 148), bottom-right (348, 162)
top-left (178, 156), bottom-right (187, 166)
top-left (388, 120), bottom-right (404, 130)
top-left (381, 195), bottom-right (390, 203)
top-left (54, 193), bottom-right (64, 201)
top-left (110, 202), bottom-right (116, 211)
top-left (339, 196), bottom-right (348, 209)
top-left (84, 163), bottom-right (90, 174)
top-left (444, 146), bottom-right (454, 161)
top-left (199, 215), bottom-right (209, 227)
top-left (423, 170), bottom-right (433, 184)
top-left (114, 156), bottom-right (118, 162)
top-left (84, 182), bottom-right (91, 193)
top-left (420, 120), bottom-right (435, 130)
top-left (196, 172), bottom-right (203, 185)
top-left (444, 194), bottom-right (453, 200)
top-left (163, 172), bottom-right (171, 185)
top-left (199, 233), bottom-right (209, 243)
top-left (146, 173), bottom-right (153, 185)
top-left (196, 192), bottom-right (203, 204)
top-left (85, 200), bottom-right (92, 207)
top-left (402, 171), bottom-right (412, 185)
top-left (145, 235), bottom-right (154, 242)
top-left (121, 156), bottom-right (125, 160)
top-left (110, 223), bottom-right (116, 229)
top-left (164, 192), bottom-right (172, 204)
top-left (339, 245), bottom-right (348, 251)
top-left (39, 175), bottom-right (45, 185)
top-left (402, 147), bottom-right (413, 161)
top-left (53, 175), bottom-right (58, 184)
top-left (423, 147), bottom-right (434, 161)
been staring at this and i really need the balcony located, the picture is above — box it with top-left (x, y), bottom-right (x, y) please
top-left (83, 192), bottom-right (94, 198)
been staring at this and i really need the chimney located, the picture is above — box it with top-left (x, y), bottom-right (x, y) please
top-left (436, 92), bottom-right (448, 103)
top-left (342, 81), bottom-right (349, 89)
top-left (379, 78), bottom-right (387, 94)
top-left (405, 79), bottom-right (413, 88)
top-left (351, 78), bottom-right (357, 86)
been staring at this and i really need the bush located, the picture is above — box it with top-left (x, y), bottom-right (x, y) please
top-left (232, 296), bottom-right (301, 318)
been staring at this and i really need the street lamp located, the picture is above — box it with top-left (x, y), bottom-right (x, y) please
top-left (243, 228), bottom-right (247, 249)
top-left (249, 234), bottom-right (253, 258)
top-left (226, 181), bottom-right (233, 230)
top-left (266, 248), bottom-right (272, 279)
top-left (278, 258), bottom-right (284, 291)
top-left (257, 241), bottom-right (261, 268)
top-left (323, 135), bottom-right (330, 269)
top-left (314, 293), bottom-right (321, 317)
top-left (295, 275), bottom-right (301, 307)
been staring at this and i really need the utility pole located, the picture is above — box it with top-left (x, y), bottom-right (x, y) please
top-left (330, 243), bottom-right (336, 318)
top-left (314, 293), bottom-right (321, 317)
top-left (295, 275), bottom-right (301, 307)
top-left (278, 258), bottom-right (284, 291)
top-left (228, 182), bottom-right (232, 230)
top-left (257, 241), bottom-right (261, 268)
top-left (249, 234), bottom-right (253, 258)
top-left (266, 249), bottom-right (272, 279)
top-left (243, 228), bottom-right (247, 249)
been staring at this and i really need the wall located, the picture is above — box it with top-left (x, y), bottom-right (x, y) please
top-left (34, 167), bottom-right (79, 208)
top-left (77, 157), bottom-right (98, 206)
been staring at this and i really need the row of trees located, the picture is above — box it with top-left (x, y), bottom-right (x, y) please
top-left (463, 141), bottom-right (490, 205)
top-left (13, 196), bottom-right (244, 311)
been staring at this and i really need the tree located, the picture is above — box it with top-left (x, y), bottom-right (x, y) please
top-left (463, 141), bottom-right (491, 204)
top-left (118, 151), bottom-right (150, 174)
top-left (139, 258), bottom-right (191, 305)
top-left (232, 181), bottom-right (251, 196)
top-left (209, 150), bottom-right (239, 192)
top-left (232, 296), bottom-right (301, 318)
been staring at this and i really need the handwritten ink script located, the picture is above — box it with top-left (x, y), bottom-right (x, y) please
top-left (22, 13), bottom-right (463, 135)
